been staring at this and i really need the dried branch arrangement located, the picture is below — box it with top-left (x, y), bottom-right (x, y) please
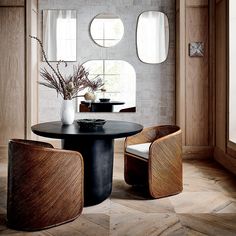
top-left (29, 35), bottom-right (104, 100)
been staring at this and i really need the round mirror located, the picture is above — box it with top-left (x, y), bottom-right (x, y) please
top-left (90, 13), bottom-right (124, 47)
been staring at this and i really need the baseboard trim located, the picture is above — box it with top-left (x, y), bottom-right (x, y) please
top-left (214, 146), bottom-right (236, 175)
top-left (183, 146), bottom-right (214, 159)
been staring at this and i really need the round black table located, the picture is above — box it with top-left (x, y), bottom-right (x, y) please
top-left (31, 120), bottom-right (143, 206)
top-left (81, 101), bottom-right (125, 112)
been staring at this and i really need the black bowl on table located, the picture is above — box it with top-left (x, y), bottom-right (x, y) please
top-left (99, 98), bottom-right (110, 102)
top-left (76, 119), bottom-right (106, 131)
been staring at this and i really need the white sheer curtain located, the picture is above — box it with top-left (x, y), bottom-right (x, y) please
top-left (43, 10), bottom-right (58, 60)
top-left (43, 10), bottom-right (76, 61)
top-left (137, 11), bottom-right (169, 64)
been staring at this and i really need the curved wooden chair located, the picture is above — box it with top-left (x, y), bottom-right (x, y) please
top-left (80, 103), bottom-right (91, 112)
top-left (124, 125), bottom-right (182, 198)
top-left (7, 139), bottom-right (84, 231)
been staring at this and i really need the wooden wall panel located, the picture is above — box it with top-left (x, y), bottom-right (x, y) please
top-left (209, 0), bottom-right (216, 147)
top-left (215, 0), bottom-right (227, 152)
top-left (0, 7), bottom-right (25, 145)
top-left (0, 0), bottom-right (24, 6)
top-left (186, 0), bottom-right (208, 7)
top-left (176, 0), bottom-right (186, 145)
top-left (176, 0), bottom-right (213, 158)
top-left (185, 5), bottom-right (209, 146)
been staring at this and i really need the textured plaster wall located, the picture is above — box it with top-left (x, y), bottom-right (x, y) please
top-left (38, 0), bottom-right (175, 127)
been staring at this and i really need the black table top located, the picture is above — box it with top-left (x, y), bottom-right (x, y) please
top-left (81, 101), bottom-right (125, 105)
top-left (31, 120), bottom-right (143, 139)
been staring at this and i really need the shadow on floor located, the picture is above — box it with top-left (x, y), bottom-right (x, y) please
top-left (112, 179), bottom-right (152, 200)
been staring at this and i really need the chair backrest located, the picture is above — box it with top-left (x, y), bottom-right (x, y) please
top-left (124, 125), bottom-right (181, 147)
top-left (148, 126), bottom-right (182, 198)
top-left (80, 103), bottom-right (91, 112)
top-left (9, 139), bottom-right (54, 148)
top-left (7, 139), bottom-right (84, 230)
top-left (155, 125), bottom-right (180, 139)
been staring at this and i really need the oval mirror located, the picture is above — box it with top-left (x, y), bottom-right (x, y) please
top-left (90, 13), bottom-right (124, 47)
top-left (137, 11), bottom-right (169, 64)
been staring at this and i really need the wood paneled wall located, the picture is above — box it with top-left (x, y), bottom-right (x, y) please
top-left (215, 0), bottom-right (227, 152)
top-left (0, 1), bottom-right (38, 159)
top-left (176, 0), bottom-right (214, 159)
top-left (0, 0), bottom-right (24, 6)
top-left (185, 3), bottom-right (209, 146)
top-left (176, 0), bottom-right (186, 145)
top-left (0, 6), bottom-right (25, 146)
top-left (177, 0), bottom-right (236, 172)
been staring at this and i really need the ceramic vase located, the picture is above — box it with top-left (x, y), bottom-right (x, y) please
top-left (61, 99), bottom-right (75, 125)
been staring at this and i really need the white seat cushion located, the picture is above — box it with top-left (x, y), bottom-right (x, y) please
top-left (126, 142), bottom-right (151, 159)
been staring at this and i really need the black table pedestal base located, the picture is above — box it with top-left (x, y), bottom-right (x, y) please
top-left (62, 138), bottom-right (114, 206)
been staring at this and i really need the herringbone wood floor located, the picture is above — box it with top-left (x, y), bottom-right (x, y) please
top-left (0, 153), bottom-right (236, 235)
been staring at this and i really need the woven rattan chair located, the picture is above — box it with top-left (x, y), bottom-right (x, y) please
top-left (124, 125), bottom-right (182, 198)
top-left (7, 139), bottom-right (84, 231)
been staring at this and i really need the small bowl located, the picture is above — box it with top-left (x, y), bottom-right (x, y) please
top-left (76, 119), bottom-right (106, 131)
top-left (99, 98), bottom-right (110, 102)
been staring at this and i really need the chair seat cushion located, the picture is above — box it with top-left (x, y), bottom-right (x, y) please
top-left (126, 143), bottom-right (151, 159)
